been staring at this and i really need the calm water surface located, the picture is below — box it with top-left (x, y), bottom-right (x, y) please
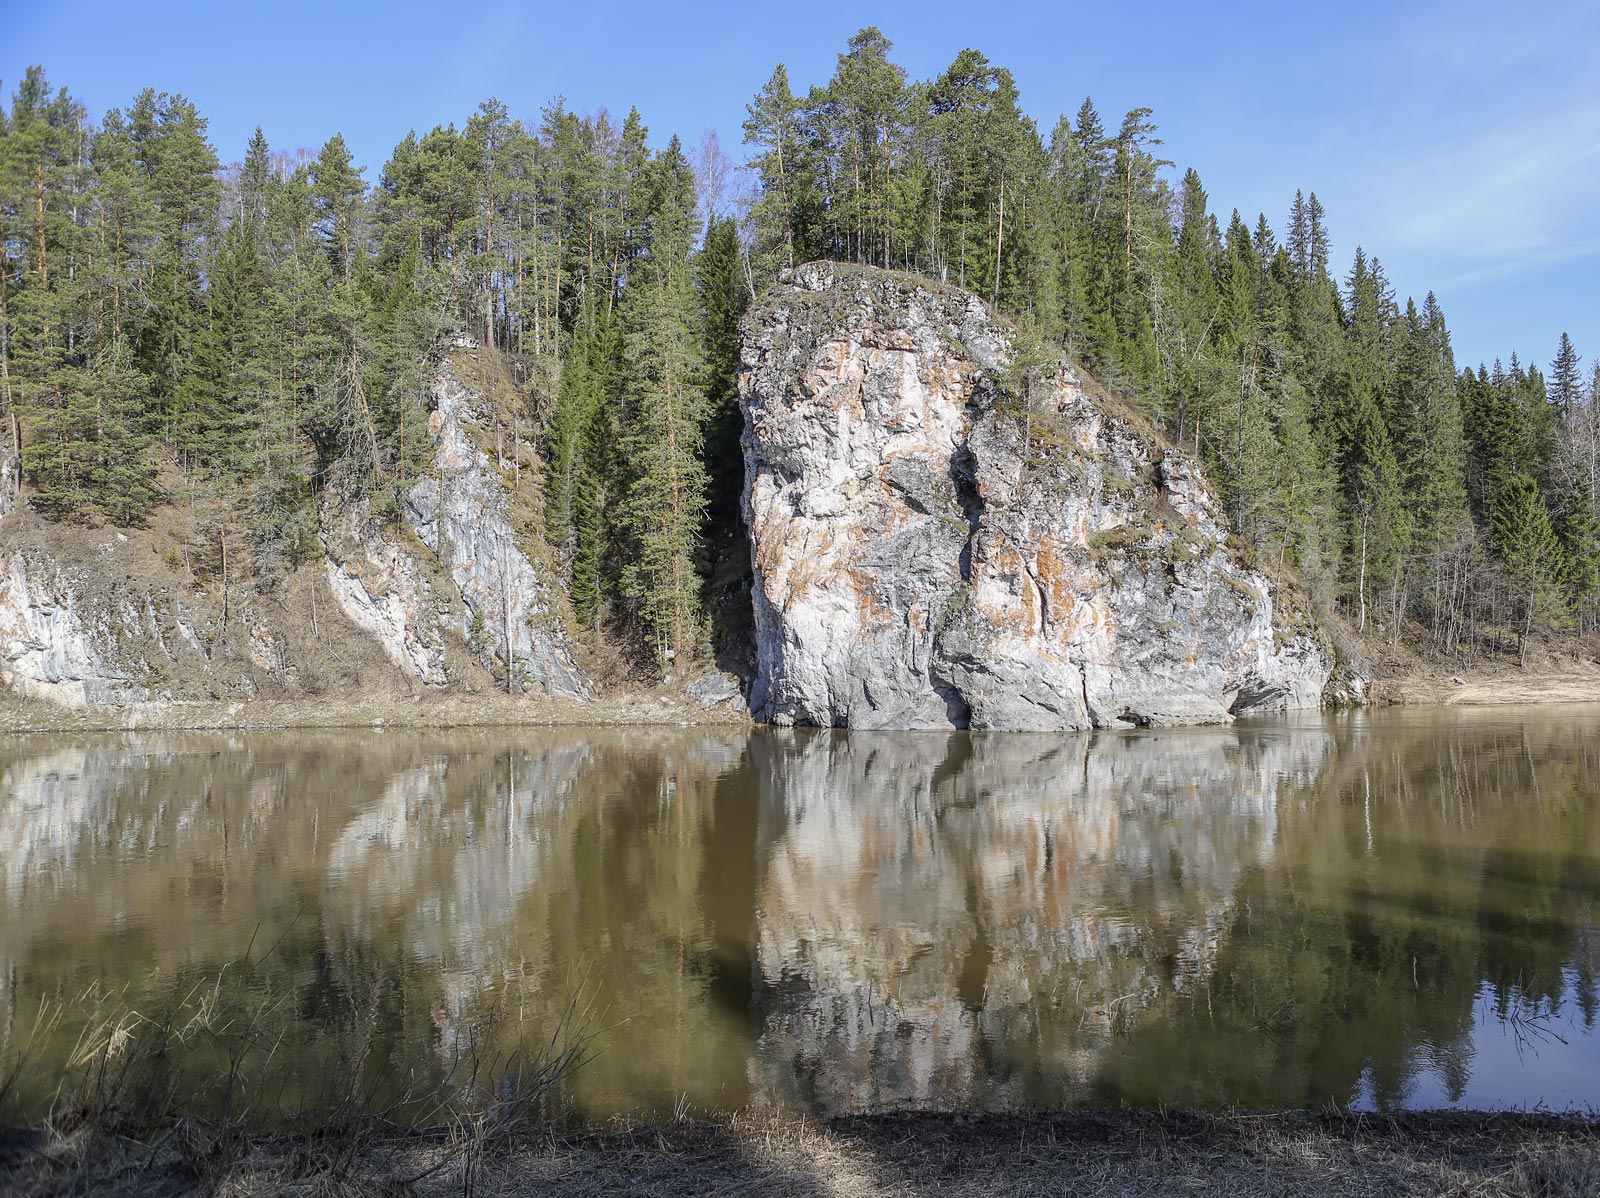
top-left (2, 707), bottom-right (1597, 1122)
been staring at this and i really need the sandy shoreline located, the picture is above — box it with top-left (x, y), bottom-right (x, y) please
top-left (1372, 664), bottom-right (1600, 707)
top-left (0, 690), bottom-right (753, 734)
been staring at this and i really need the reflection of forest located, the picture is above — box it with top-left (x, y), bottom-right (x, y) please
top-left (1, 710), bottom-right (1597, 1121)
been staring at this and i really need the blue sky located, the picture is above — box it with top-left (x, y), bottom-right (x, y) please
top-left (8, 0), bottom-right (1597, 373)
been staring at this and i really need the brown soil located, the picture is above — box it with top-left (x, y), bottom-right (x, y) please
top-left (3, 1110), bottom-right (1597, 1197)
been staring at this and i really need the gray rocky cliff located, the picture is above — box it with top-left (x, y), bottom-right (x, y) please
top-left (0, 545), bottom-right (163, 706)
top-left (323, 344), bottom-right (587, 698)
top-left (0, 345), bottom-right (588, 707)
top-left (740, 262), bottom-right (1332, 730)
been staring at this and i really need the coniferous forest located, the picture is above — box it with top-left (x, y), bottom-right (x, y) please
top-left (2, 28), bottom-right (1596, 674)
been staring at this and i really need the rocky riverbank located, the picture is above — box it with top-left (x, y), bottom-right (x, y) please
top-left (0, 685), bottom-right (749, 734)
top-left (3, 660), bottom-right (1597, 736)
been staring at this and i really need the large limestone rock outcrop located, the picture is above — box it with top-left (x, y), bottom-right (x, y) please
top-left (740, 263), bottom-right (1331, 730)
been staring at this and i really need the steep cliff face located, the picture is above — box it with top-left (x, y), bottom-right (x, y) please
top-left (0, 346), bottom-right (588, 707)
top-left (324, 347), bottom-right (587, 698)
top-left (0, 548), bottom-right (159, 706)
top-left (740, 263), bottom-right (1331, 730)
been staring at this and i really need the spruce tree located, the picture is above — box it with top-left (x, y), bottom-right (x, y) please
top-left (616, 136), bottom-right (709, 670)
top-left (1549, 332), bottom-right (1582, 422)
top-left (1493, 472), bottom-right (1567, 665)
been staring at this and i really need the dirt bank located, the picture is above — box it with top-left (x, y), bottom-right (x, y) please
top-left (0, 689), bottom-right (751, 734)
top-left (1377, 659), bottom-right (1600, 707)
top-left (3, 1110), bottom-right (1596, 1197)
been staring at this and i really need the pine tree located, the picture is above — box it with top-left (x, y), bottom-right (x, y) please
top-left (177, 222), bottom-right (270, 471)
top-left (697, 215), bottom-right (748, 547)
top-left (309, 134), bottom-right (381, 483)
top-left (742, 63), bottom-right (806, 276)
top-left (1165, 166), bottom-right (1221, 446)
top-left (1549, 332), bottom-right (1582, 422)
top-left (126, 89), bottom-right (220, 425)
top-left (615, 136), bottom-right (708, 670)
top-left (819, 28), bottom-right (907, 267)
top-left (545, 293), bottom-right (606, 576)
top-left (1339, 377), bottom-right (1407, 633)
top-left (6, 68), bottom-right (97, 514)
top-left (1493, 472), bottom-right (1567, 665)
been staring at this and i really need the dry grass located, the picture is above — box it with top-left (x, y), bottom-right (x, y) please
top-left (0, 962), bottom-right (601, 1198)
top-left (1374, 653), bottom-right (1600, 707)
top-left (4, 1108), bottom-right (1598, 1197)
top-left (4, 963), bottom-right (1597, 1196)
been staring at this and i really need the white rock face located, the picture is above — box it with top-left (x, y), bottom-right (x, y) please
top-left (323, 515), bottom-right (452, 686)
top-left (0, 554), bottom-right (135, 707)
top-left (401, 366), bottom-right (587, 697)
top-left (321, 354), bottom-right (588, 698)
top-left (741, 263), bottom-right (1331, 730)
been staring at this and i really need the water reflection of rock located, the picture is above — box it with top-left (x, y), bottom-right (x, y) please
top-left (313, 733), bottom-right (751, 1048)
top-left (746, 723), bottom-right (1335, 1113)
top-left (3, 714), bottom-right (1596, 1122)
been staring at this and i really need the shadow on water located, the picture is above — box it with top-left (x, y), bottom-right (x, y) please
top-left (0, 709), bottom-right (1597, 1128)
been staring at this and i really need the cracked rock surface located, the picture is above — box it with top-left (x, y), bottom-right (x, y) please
top-left (740, 262), bottom-right (1331, 730)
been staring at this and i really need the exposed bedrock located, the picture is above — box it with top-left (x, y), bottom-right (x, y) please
top-left (740, 263), bottom-right (1331, 730)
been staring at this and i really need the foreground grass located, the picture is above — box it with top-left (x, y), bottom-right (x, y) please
top-left (4, 975), bottom-right (1598, 1196)
top-left (3, 1108), bottom-right (1598, 1197)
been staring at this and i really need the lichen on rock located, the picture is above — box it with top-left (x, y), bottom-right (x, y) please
top-left (740, 262), bottom-right (1332, 730)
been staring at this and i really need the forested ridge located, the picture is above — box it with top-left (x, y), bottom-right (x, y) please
top-left (1, 28), bottom-right (1595, 675)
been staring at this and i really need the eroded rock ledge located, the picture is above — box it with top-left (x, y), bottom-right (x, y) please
top-left (739, 262), bottom-right (1331, 730)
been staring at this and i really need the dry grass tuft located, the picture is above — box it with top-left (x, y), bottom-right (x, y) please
top-left (0, 963), bottom-right (599, 1198)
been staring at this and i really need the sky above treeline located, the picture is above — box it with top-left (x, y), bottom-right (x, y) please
top-left (8, 0), bottom-right (1597, 374)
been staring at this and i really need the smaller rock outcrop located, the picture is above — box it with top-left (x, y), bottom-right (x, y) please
top-left (0, 346), bottom-right (589, 707)
top-left (323, 350), bottom-right (587, 698)
top-left (740, 263), bottom-right (1331, 731)
top-left (0, 552), bottom-right (140, 706)
top-left (0, 536), bottom-right (248, 707)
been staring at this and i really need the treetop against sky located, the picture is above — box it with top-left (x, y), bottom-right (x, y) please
top-left (7, 0), bottom-right (1596, 370)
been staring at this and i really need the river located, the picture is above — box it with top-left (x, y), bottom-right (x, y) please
top-left (2, 706), bottom-right (1597, 1124)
